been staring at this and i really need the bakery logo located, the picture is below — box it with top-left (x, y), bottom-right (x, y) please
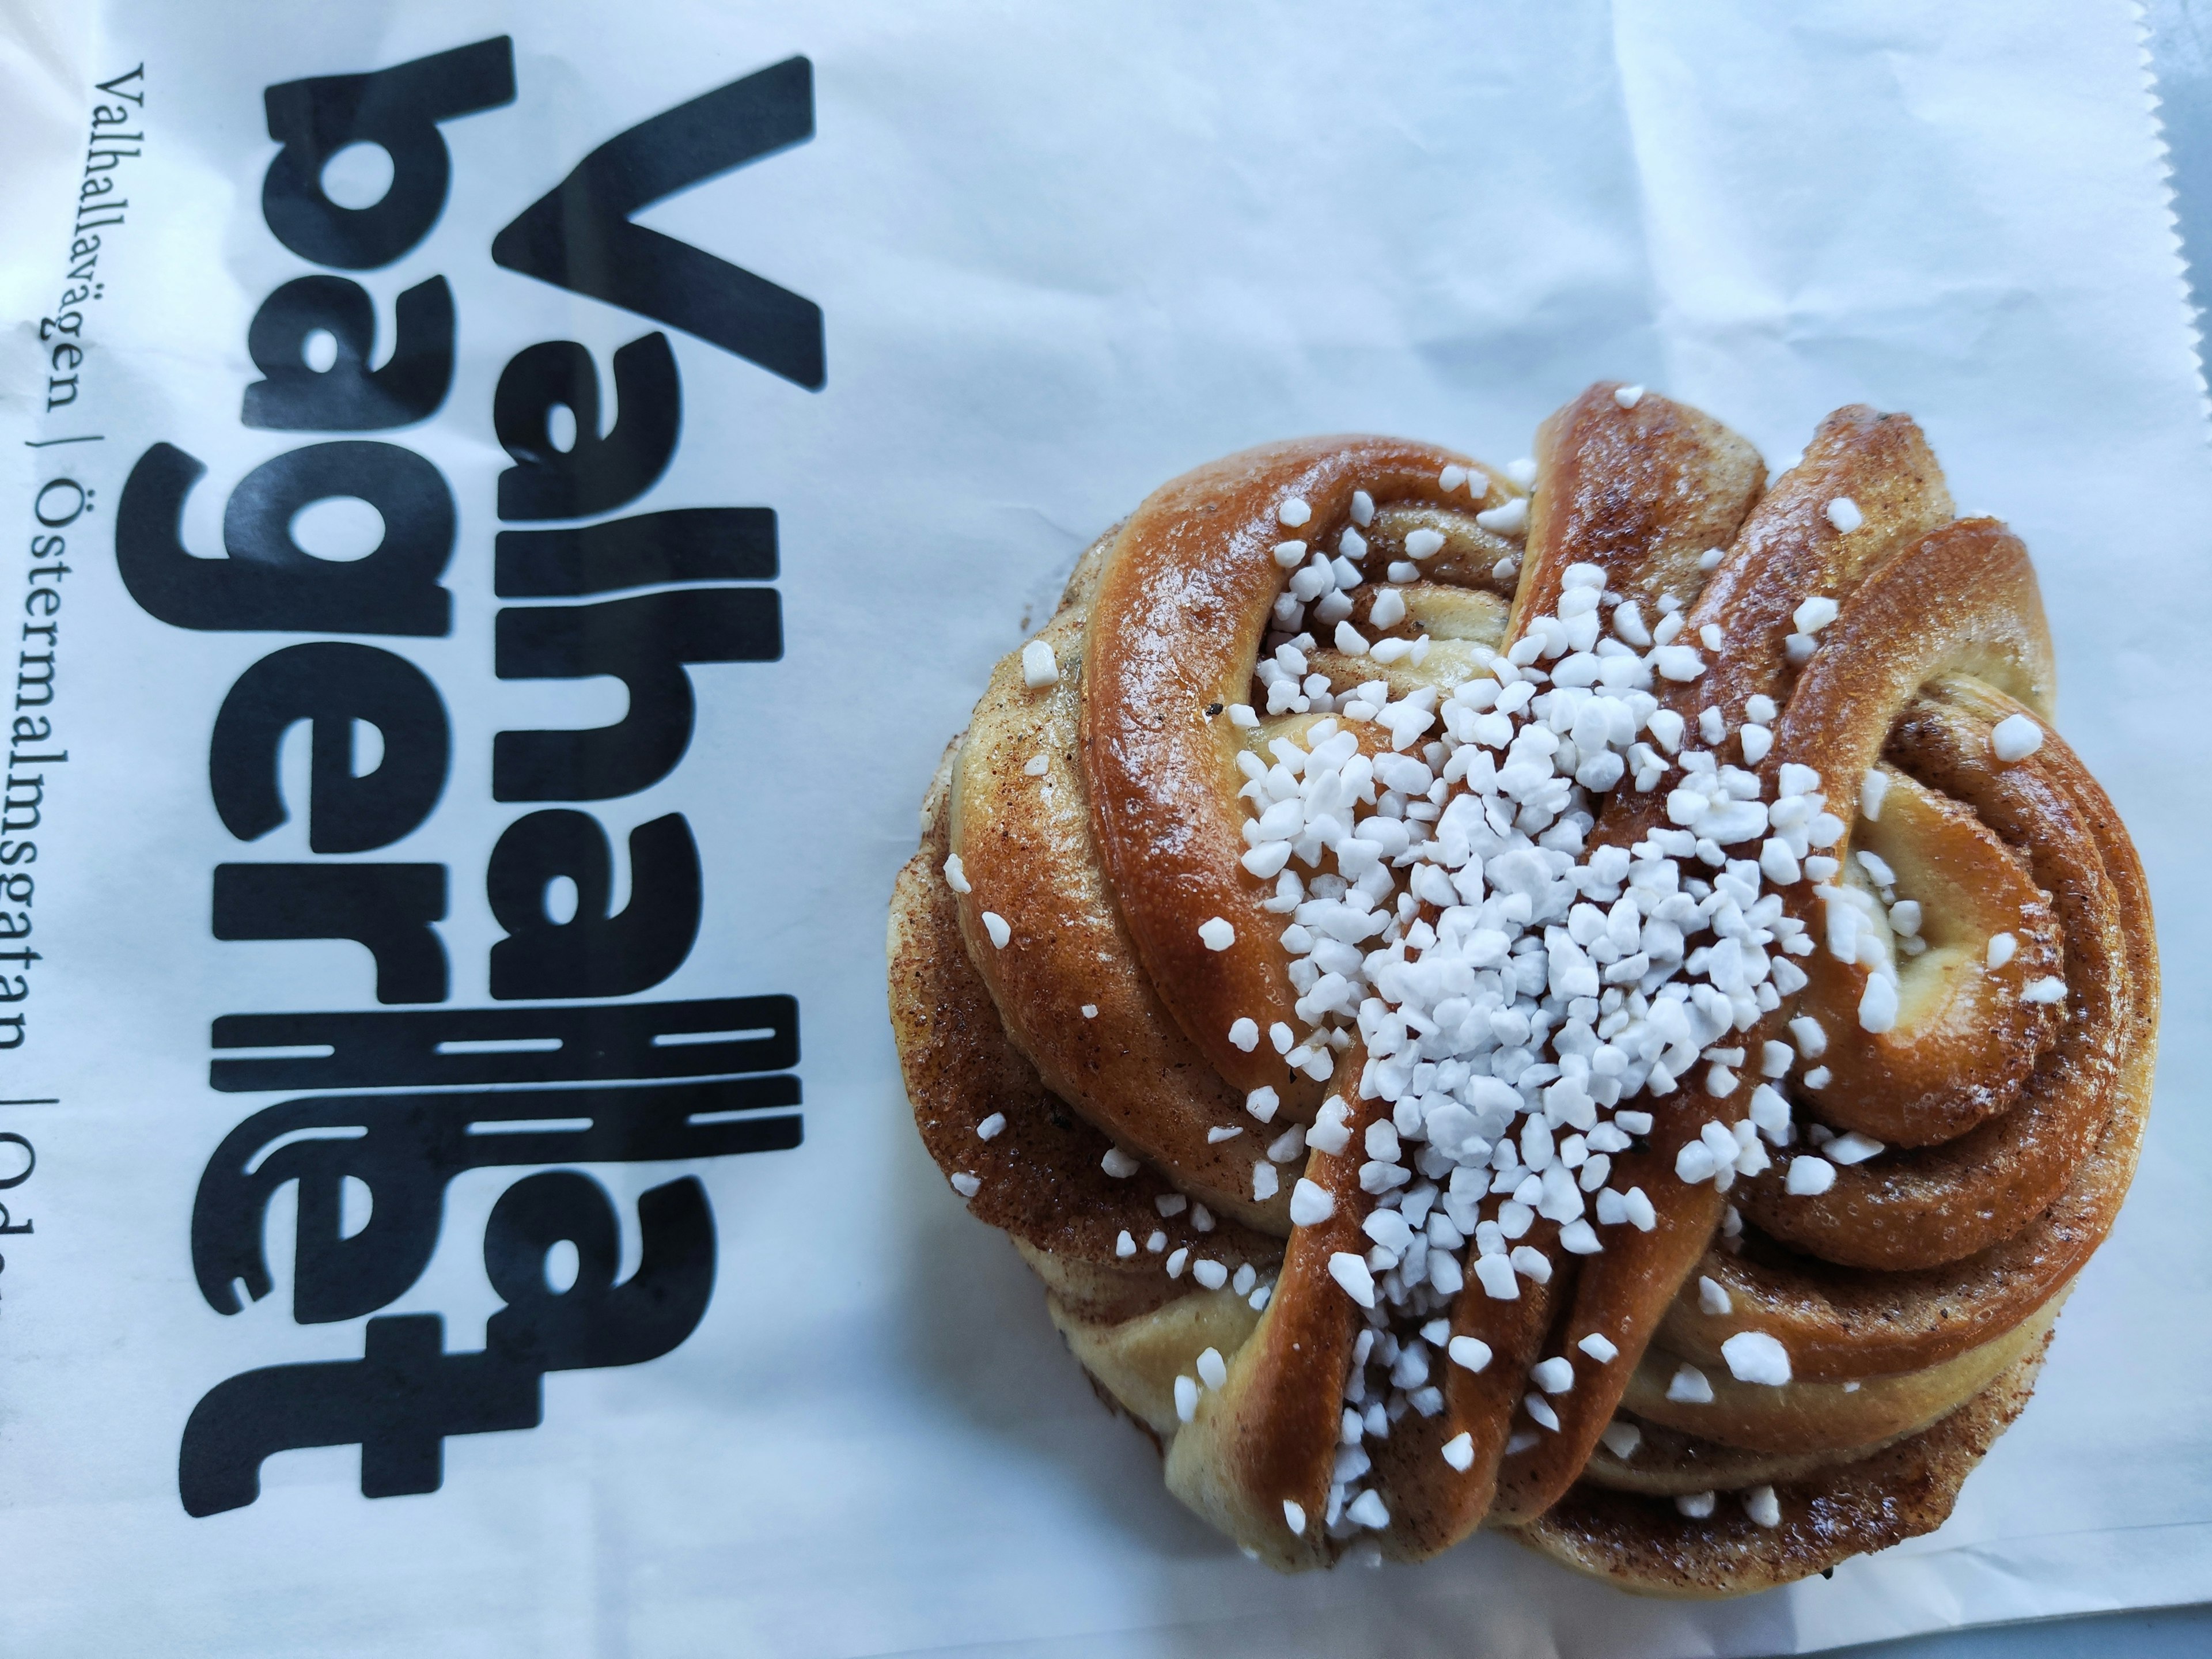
top-left (99, 38), bottom-right (818, 1516)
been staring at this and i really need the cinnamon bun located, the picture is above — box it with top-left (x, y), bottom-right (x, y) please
top-left (887, 382), bottom-right (2156, 1593)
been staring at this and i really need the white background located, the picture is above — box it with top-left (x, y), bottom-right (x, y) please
top-left (0, 2), bottom-right (2206, 1655)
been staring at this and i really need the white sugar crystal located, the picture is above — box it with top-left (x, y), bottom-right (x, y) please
top-left (1992, 713), bottom-right (2044, 762)
top-left (1614, 384), bottom-right (1646, 408)
top-left (1405, 528), bottom-right (1446, 559)
top-left (2024, 976), bottom-right (2067, 1005)
top-left (1347, 1490), bottom-right (1390, 1529)
top-left (1449, 1334), bottom-right (1494, 1372)
top-left (1666, 1365), bottom-right (1714, 1404)
top-left (1507, 457), bottom-right (1538, 486)
top-left (1824, 497), bottom-right (1863, 533)
top-left (1283, 1498), bottom-right (1307, 1535)
top-left (1827, 1131), bottom-right (1884, 1165)
top-left (1252, 1161), bottom-right (1279, 1200)
top-left (1600, 1421), bottom-right (1642, 1459)
top-left (1792, 595), bottom-right (1839, 634)
top-left (1278, 497), bottom-right (1312, 528)
top-left (976, 1113), bottom-right (1007, 1141)
top-left (1744, 1485), bottom-right (1781, 1528)
top-left (1175, 1374), bottom-right (1200, 1422)
top-left (1698, 1275), bottom-right (1733, 1316)
top-left (1361, 1160), bottom-right (1409, 1194)
top-left (1306, 1098), bottom-right (1351, 1156)
top-left (1676, 1490), bottom-right (1717, 1518)
top-left (1198, 916), bottom-right (1236, 951)
top-left (1786, 1154), bottom-right (1836, 1195)
top-left (1246, 1085), bottom-right (1281, 1122)
top-left (1228, 1017), bottom-right (1260, 1052)
top-left (1475, 1253), bottom-right (1520, 1300)
top-left (1193, 1258), bottom-right (1229, 1290)
top-left (982, 911), bottom-right (1012, 949)
top-left (942, 853), bottom-right (972, 893)
top-left (1100, 1146), bottom-right (1140, 1178)
top-left (1858, 973), bottom-right (1899, 1033)
top-left (1987, 932), bottom-right (2017, 968)
top-left (1438, 464), bottom-right (1467, 491)
top-left (1350, 490), bottom-right (1374, 527)
top-left (1289, 1177), bottom-right (1336, 1226)
top-left (1778, 762), bottom-right (1822, 797)
top-left (1021, 639), bottom-right (1059, 688)
top-left (1698, 547), bottom-right (1724, 571)
top-left (950, 1172), bottom-right (981, 1198)
top-left (1579, 1332), bottom-right (1620, 1363)
top-left (1198, 1346), bottom-right (1228, 1389)
top-left (1441, 1432), bottom-right (1476, 1472)
top-left (1510, 1244), bottom-right (1553, 1284)
top-left (1329, 1251), bottom-right (1377, 1308)
top-left (1653, 645), bottom-right (1706, 681)
top-left (1532, 1356), bottom-right (1575, 1393)
top-left (1477, 496), bottom-right (1529, 534)
top-left (1722, 1330), bottom-right (1791, 1385)
top-left (1116, 1230), bottom-right (1137, 1258)
top-left (1861, 768), bottom-right (1889, 820)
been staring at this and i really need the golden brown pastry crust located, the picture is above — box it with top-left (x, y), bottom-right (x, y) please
top-left (890, 736), bottom-right (1282, 1305)
top-left (1080, 438), bottom-right (1510, 1104)
top-left (1513, 1332), bottom-right (2055, 1598)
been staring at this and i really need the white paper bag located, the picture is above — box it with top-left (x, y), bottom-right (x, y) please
top-left (0, 2), bottom-right (2205, 1654)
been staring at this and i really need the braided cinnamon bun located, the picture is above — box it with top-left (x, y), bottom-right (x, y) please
top-left (887, 383), bottom-right (2157, 1594)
